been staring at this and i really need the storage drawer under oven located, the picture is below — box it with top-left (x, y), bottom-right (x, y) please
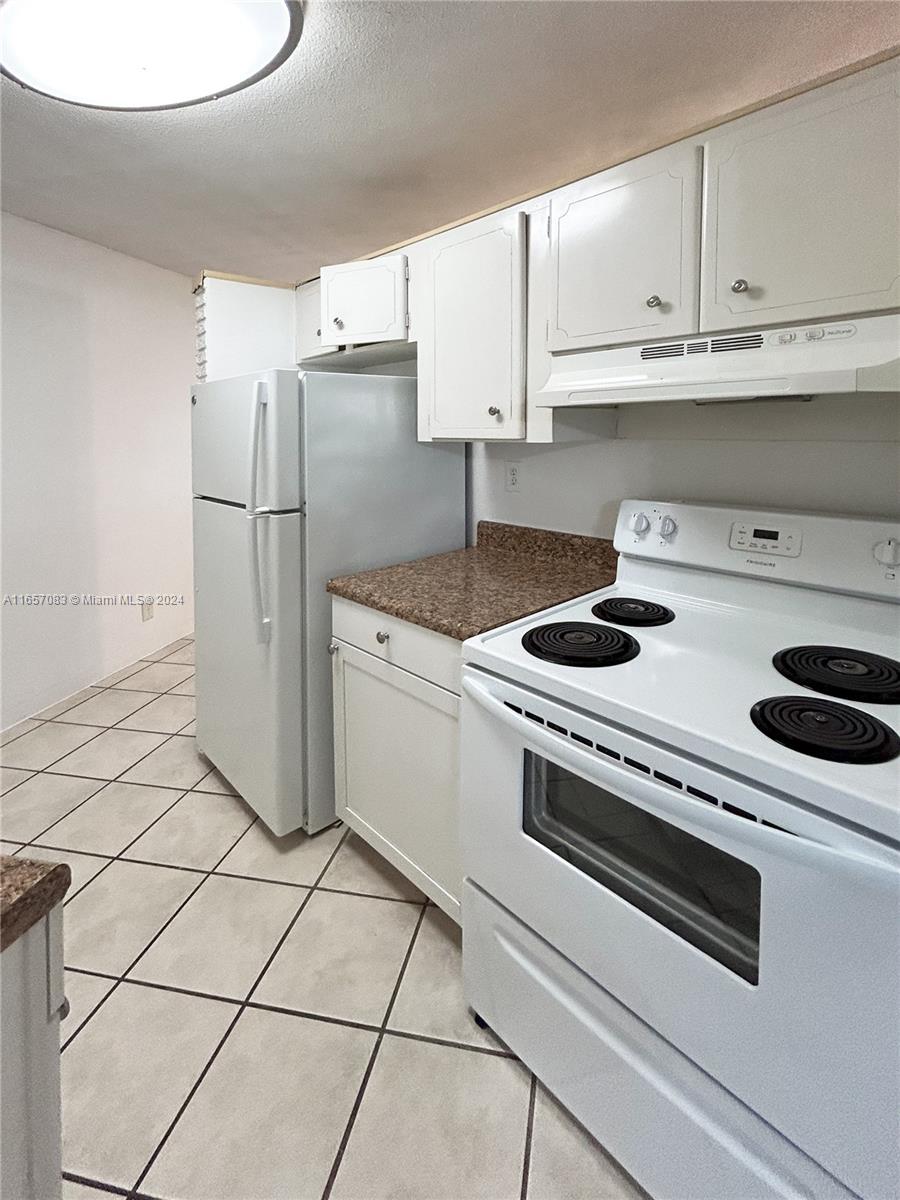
top-left (460, 666), bottom-right (900, 1200)
top-left (463, 881), bottom-right (856, 1200)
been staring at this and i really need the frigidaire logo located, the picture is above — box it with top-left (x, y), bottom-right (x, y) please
top-left (747, 557), bottom-right (777, 569)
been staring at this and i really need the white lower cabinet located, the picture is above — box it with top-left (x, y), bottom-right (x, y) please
top-left (1, 907), bottom-right (65, 1200)
top-left (331, 599), bottom-right (462, 919)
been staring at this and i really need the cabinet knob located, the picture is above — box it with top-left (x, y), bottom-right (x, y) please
top-left (375, 631), bottom-right (390, 644)
top-left (332, 316), bottom-right (344, 329)
top-left (730, 278), bottom-right (750, 294)
top-left (645, 295), bottom-right (662, 308)
top-left (327, 640), bottom-right (339, 656)
top-left (316, 328), bottom-right (321, 337)
top-left (488, 406), bottom-right (501, 417)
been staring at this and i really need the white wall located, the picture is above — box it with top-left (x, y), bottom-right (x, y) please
top-left (1, 215), bottom-right (195, 727)
top-left (471, 396), bottom-right (900, 538)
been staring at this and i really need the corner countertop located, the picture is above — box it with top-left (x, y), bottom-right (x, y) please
top-left (1, 855), bottom-right (71, 951)
top-left (327, 520), bottom-right (618, 641)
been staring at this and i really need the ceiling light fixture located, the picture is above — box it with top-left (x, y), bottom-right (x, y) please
top-left (0, 0), bottom-right (303, 111)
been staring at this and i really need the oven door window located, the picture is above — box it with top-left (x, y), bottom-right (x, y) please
top-left (523, 752), bottom-right (761, 984)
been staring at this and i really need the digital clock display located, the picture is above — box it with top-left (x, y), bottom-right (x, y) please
top-left (753, 528), bottom-right (779, 541)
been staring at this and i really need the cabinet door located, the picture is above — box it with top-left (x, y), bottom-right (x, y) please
top-left (333, 640), bottom-right (461, 918)
top-left (320, 254), bottom-right (408, 345)
top-left (548, 144), bottom-right (701, 351)
top-left (421, 210), bottom-right (526, 440)
top-left (701, 65), bottom-right (900, 330)
top-left (294, 279), bottom-right (338, 360)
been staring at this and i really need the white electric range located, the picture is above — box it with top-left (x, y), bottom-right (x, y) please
top-left (459, 500), bottom-right (900, 1200)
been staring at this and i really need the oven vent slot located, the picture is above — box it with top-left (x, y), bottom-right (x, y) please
top-left (710, 333), bottom-right (765, 353)
top-left (624, 757), bottom-right (651, 774)
top-left (640, 342), bottom-right (685, 360)
top-left (595, 744), bottom-right (621, 761)
top-left (687, 785), bottom-right (717, 804)
top-left (504, 698), bottom-right (797, 835)
top-left (686, 340), bottom-right (709, 354)
top-left (723, 802), bottom-right (756, 822)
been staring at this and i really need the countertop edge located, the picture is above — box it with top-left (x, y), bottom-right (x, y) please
top-left (1, 857), bottom-right (71, 952)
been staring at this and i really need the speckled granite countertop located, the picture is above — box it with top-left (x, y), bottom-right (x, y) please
top-left (328, 520), bottom-right (618, 641)
top-left (1, 855), bottom-right (71, 951)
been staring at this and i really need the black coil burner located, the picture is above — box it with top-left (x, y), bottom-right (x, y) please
top-left (591, 597), bottom-right (675, 627)
top-left (773, 645), bottom-right (900, 704)
top-left (522, 622), bottom-right (640, 668)
top-left (750, 696), bottom-right (900, 764)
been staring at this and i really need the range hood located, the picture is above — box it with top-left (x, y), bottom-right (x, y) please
top-left (534, 314), bottom-right (900, 407)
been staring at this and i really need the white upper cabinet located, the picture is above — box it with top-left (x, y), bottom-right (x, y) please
top-left (701, 65), bottom-right (900, 331)
top-left (419, 209), bottom-right (526, 440)
top-left (548, 143), bottom-right (701, 352)
top-left (320, 254), bottom-right (408, 345)
top-left (294, 279), bottom-right (338, 361)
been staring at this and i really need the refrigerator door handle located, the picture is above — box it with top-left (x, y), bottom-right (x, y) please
top-left (247, 379), bottom-right (269, 514)
top-left (247, 509), bottom-right (272, 644)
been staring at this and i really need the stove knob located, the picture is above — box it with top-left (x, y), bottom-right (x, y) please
top-left (630, 512), bottom-right (651, 535)
top-left (659, 515), bottom-right (678, 540)
top-left (873, 538), bottom-right (900, 566)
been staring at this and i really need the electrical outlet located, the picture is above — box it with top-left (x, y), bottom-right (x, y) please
top-left (141, 600), bottom-right (154, 622)
top-left (505, 462), bottom-right (522, 492)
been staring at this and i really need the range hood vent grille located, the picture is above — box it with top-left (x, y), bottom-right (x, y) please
top-left (710, 333), bottom-right (765, 353)
top-left (640, 342), bottom-right (686, 360)
top-left (640, 332), bottom-right (766, 360)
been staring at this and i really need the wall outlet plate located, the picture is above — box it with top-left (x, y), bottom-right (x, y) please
top-left (505, 462), bottom-right (522, 492)
top-left (141, 601), bottom-right (154, 622)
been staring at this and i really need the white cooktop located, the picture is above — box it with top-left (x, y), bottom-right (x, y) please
top-left (463, 501), bottom-right (900, 843)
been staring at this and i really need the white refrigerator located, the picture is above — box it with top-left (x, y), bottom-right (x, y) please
top-left (191, 369), bottom-right (465, 836)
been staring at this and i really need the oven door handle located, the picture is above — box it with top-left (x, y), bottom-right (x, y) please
top-left (462, 673), bottom-right (897, 876)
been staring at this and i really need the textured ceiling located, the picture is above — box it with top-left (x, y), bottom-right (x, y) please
top-left (2, 1), bottom-right (898, 282)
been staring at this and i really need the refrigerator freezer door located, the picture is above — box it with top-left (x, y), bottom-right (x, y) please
top-left (193, 498), bottom-right (305, 836)
top-left (191, 369), bottom-right (302, 510)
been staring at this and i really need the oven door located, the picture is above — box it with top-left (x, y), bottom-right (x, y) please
top-left (460, 667), bottom-right (900, 1200)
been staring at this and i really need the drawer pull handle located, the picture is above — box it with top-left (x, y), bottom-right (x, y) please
top-left (376, 631), bottom-right (390, 644)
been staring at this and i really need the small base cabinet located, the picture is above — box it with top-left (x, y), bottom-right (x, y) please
top-left (1, 906), bottom-right (65, 1200)
top-left (331, 598), bottom-right (462, 920)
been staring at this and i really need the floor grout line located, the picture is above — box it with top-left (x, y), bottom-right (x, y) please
top-left (320, 897), bottom-right (430, 1200)
top-left (126, 828), bottom-right (351, 1196)
top-left (520, 1073), bottom-right (538, 1200)
top-left (62, 966), bottom-right (512, 1058)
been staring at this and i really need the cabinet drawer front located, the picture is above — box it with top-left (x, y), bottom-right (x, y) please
top-left (701, 65), bottom-right (900, 330)
top-left (331, 597), bottom-right (460, 694)
top-left (548, 143), bottom-right (701, 352)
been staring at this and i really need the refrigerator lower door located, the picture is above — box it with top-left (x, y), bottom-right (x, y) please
top-left (191, 369), bottom-right (301, 510)
top-left (193, 498), bottom-right (305, 836)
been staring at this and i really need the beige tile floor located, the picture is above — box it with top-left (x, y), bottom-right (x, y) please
top-left (1, 637), bottom-right (645, 1200)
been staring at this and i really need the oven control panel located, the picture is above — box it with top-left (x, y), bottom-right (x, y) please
top-left (614, 500), bottom-right (900, 600)
top-left (728, 521), bottom-right (801, 558)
